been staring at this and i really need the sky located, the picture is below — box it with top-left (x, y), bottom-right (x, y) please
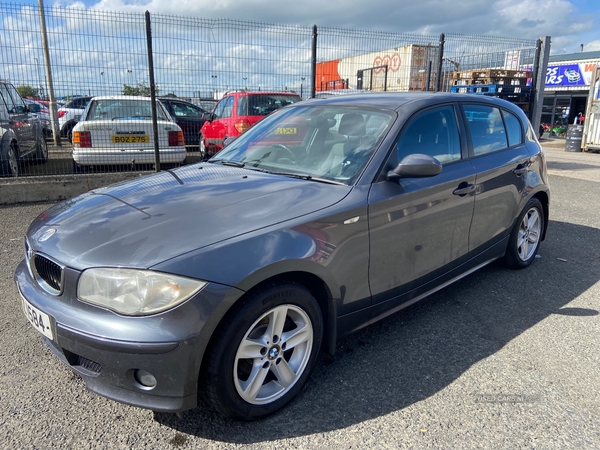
top-left (9, 0), bottom-right (600, 55)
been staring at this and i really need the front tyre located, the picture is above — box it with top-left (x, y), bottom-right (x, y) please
top-left (199, 135), bottom-right (210, 161)
top-left (504, 198), bottom-right (544, 269)
top-left (203, 282), bottom-right (322, 420)
top-left (1, 144), bottom-right (19, 177)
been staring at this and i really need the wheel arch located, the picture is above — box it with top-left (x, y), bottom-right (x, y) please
top-left (197, 269), bottom-right (338, 390)
top-left (0, 130), bottom-right (19, 161)
top-left (531, 190), bottom-right (549, 241)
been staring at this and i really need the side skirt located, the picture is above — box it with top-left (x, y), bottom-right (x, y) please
top-left (335, 236), bottom-right (509, 341)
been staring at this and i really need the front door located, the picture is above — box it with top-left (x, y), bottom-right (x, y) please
top-left (368, 104), bottom-right (476, 304)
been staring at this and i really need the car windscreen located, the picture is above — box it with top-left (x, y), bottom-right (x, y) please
top-left (212, 105), bottom-right (394, 185)
top-left (237, 95), bottom-right (301, 117)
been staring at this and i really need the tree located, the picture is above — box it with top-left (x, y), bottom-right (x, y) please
top-left (122, 81), bottom-right (157, 96)
top-left (16, 85), bottom-right (39, 99)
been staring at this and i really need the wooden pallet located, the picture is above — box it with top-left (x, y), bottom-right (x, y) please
top-left (452, 69), bottom-right (532, 80)
top-left (453, 77), bottom-right (529, 86)
top-left (451, 84), bottom-right (532, 95)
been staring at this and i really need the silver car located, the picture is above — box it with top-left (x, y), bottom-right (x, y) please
top-left (71, 96), bottom-right (186, 171)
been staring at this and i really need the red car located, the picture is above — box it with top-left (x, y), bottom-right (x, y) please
top-left (199, 91), bottom-right (301, 158)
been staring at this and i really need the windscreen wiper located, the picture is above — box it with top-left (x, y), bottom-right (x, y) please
top-left (269, 171), bottom-right (345, 185)
top-left (210, 159), bottom-right (246, 168)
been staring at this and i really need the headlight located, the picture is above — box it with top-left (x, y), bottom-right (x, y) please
top-left (77, 268), bottom-right (206, 316)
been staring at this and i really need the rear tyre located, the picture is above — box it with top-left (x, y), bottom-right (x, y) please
top-left (72, 159), bottom-right (85, 174)
top-left (65, 124), bottom-right (75, 144)
top-left (34, 132), bottom-right (49, 164)
top-left (202, 282), bottom-right (322, 421)
top-left (504, 198), bottom-right (544, 269)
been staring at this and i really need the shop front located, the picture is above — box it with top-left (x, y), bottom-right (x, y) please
top-left (540, 54), bottom-right (600, 138)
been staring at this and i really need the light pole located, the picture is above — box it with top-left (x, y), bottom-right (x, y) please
top-left (100, 71), bottom-right (104, 94)
top-left (127, 69), bottom-right (133, 86)
top-left (243, 77), bottom-right (247, 90)
top-left (300, 77), bottom-right (306, 98)
top-left (211, 75), bottom-right (217, 98)
top-left (33, 57), bottom-right (43, 98)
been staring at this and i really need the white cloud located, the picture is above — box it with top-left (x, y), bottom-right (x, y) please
top-left (583, 40), bottom-right (600, 52)
top-left (48, 0), bottom-right (599, 54)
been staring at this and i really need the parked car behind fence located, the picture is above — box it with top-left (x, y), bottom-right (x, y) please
top-left (0, 79), bottom-right (48, 176)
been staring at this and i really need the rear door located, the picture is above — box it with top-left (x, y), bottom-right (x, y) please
top-left (203, 95), bottom-right (234, 149)
top-left (163, 100), bottom-right (205, 146)
top-left (461, 103), bottom-right (531, 251)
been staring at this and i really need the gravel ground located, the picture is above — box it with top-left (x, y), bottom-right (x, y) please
top-left (1, 144), bottom-right (599, 449)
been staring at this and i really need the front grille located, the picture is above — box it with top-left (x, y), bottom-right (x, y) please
top-left (25, 237), bottom-right (65, 295)
top-left (34, 254), bottom-right (63, 292)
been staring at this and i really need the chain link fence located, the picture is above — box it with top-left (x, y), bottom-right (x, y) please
top-left (0, 2), bottom-right (540, 177)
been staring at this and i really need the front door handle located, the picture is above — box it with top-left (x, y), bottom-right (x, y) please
top-left (453, 183), bottom-right (476, 196)
top-left (513, 165), bottom-right (528, 176)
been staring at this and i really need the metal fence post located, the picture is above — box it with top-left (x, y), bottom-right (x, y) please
top-left (531, 36), bottom-right (551, 138)
top-left (435, 33), bottom-right (445, 92)
top-left (145, 11), bottom-right (161, 172)
top-left (311, 25), bottom-right (317, 98)
top-left (528, 39), bottom-right (542, 120)
top-left (425, 60), bottom-right (432, 92)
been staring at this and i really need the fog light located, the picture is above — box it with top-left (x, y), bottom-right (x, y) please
top-left (134, 369), bottom-right (157, 388)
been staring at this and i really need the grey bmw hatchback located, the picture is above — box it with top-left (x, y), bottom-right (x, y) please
top-left (16, 92), bottom-right (549, 420)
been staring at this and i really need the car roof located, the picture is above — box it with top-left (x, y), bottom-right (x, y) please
top-left (157, 97), bottom-right (195, 103)
top-left (90, 95), bottom-right (155, 101)
top-left (224, 91), bottom-right (301, 97)
top-left (302, 91), bottom-right (525, 113)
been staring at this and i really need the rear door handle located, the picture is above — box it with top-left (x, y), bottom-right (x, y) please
top-left (453, 183), bottom-right (476, 196)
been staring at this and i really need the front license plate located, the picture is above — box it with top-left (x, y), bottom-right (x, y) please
top-left (112, 135), bottom-right (149, 143)
top-left (21, 295), bottom-right (53, 340)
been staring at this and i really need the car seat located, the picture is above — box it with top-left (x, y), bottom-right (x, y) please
top-left (318, 113), bottom-right (366, 176)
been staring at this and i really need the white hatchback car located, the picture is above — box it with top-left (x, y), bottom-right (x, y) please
top-left (72, 96), bottom-right (186, 171)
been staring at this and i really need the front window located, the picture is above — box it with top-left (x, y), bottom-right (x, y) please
top-left (394, 105), bottom-right (461, 166)
top-left (169, 101), bottom-right (204, 118)
top-left (211, 105), bottom-right (394, 185)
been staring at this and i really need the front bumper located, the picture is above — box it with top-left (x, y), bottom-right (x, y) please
top-left (15, 260), bottom-right (243, 412)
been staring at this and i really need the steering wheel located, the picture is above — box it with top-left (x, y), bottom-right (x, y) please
top-left (270, 144), bottom-right (296, 163)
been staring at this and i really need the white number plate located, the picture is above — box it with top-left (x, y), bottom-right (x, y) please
top-left (21, 295), bottom-right (53, 340)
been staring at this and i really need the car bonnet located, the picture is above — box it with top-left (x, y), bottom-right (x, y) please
top-left (26, 164), bottom-right (351, 270)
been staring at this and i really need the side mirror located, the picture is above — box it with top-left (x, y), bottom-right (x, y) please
top-left (223, 136), bottom-right (237, 148)
top-left (387, 154), bottom-right (442, 180)
top-left (202, 112), bottom-right (214, 122)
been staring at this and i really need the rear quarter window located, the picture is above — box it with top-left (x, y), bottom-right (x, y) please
top-left (501, 109), bottom-right (523, 147)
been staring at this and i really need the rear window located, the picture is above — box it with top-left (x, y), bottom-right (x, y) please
top-left (237, 94), bottom-right (300, 117)
top-left (86, 99), bottom-right (168, 121)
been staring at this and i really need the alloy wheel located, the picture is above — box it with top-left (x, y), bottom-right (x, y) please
top-left (517, 207), bottom-right (541, 261)
top-left (233, 304), bottom-right (313, 405)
